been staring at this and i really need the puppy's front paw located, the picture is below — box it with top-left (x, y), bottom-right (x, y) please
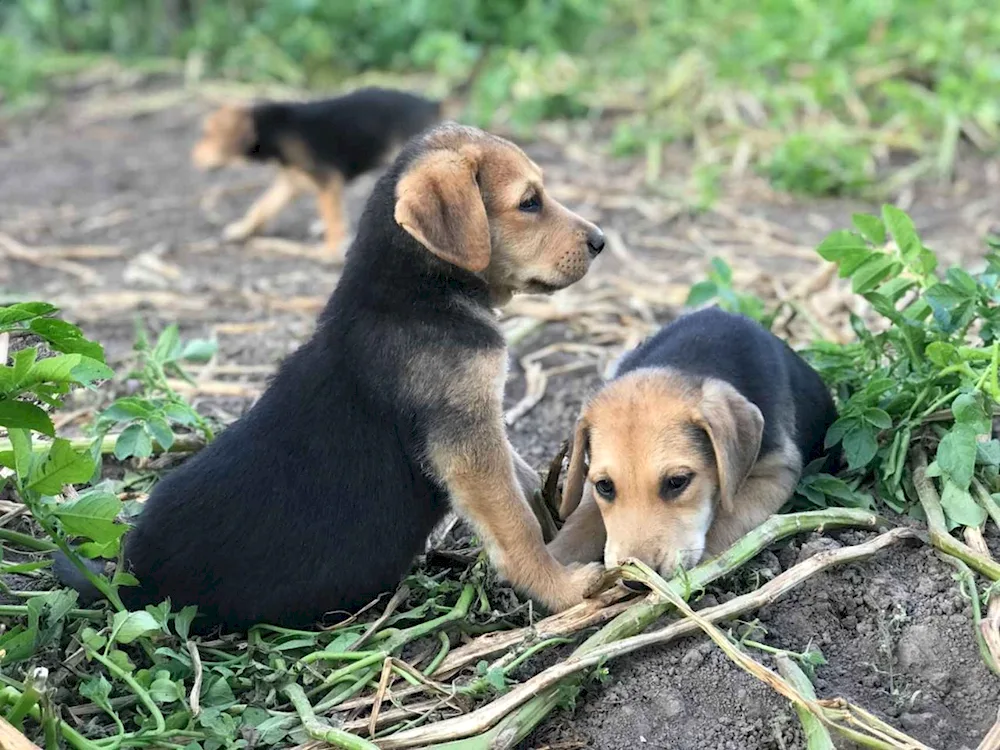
top-left (546, 561), bottom-right (605, 611)
top-left (222, 220), bottom-right (254, 243)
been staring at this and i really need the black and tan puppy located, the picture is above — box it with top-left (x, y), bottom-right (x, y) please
top-left (192, 87), bottom-right (443, 254)
top-left (549, 308), bottom-right (838, 577)
top-left (57, 123), bottom-right (606, 631)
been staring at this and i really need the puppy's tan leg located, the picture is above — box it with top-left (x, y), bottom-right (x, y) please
top-left (705, 447), bottom-right (801, 555)
top-left (548, 486), bottom-right (606, 565)
top-left (315, 173), bottom-right (347, 254)
top-left (431, 435), bottom-right (602, 612)
top-left (223, 169), bottom-right (304, 242)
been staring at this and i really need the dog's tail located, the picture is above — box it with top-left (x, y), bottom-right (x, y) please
top-left (440, 43), bottom-right (493, 121)
top-left (51, 550), bottom-right (107, 605)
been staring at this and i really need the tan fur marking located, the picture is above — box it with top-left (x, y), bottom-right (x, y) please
top-left (394, 124), bottom-right (601, 303)
top-left (222, 169), bottom-right (310, 243)
top-left (192, 105), bottom-right (255, 170)
top-left (550, 368), bottom-right (799, 578)
top-left (395, 148), bottom-right (491, 272)
top-left (315, 173), bottom-right (347, 254)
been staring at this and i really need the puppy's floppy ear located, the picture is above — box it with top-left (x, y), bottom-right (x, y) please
top-left (394, 148), bottom-right (491, 273)
top-left (560, 414), bottom-right (590, 520)
top-left (696, 379), bottom-right (764, 512)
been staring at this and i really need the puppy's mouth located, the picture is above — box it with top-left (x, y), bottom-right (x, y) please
top-left (523, 279), bottom-right (566, 295)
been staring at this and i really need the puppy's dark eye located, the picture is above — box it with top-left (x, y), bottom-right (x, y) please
top-left (661, 473), bottom-right (693, 500)
top-left (519, 193), bottom-right (542, 213)
top-left (594, 478), bottom-right (615, 500)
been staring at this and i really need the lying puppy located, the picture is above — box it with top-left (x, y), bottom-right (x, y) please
top-left (192, 54), bottom-right (487, 255)
top-left (57, 123), bottom-right (606, 631)
top-left (549, 307), bottom-right (838, 577)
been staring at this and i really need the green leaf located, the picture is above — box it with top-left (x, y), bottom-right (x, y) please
top-left (180, 339), bottom-right (218, 363)
top-left (153, 325), bottom-right (182, 364)
top-left (952, 393), bottom-right (991, 434)
top-left (709, 257), bottom-right (733, 284)
top-left (924, 460), bottom-right (942, 478)
top-left (685, 281), bottom-right (718, 308)
top-left (842, 426), bottom-right (878, 471)
top-left (0, 400), bottom-right (54, 436)
top-left (53, 490), bottom-right (125, 544)
top-left (107, 649), bottom-right (135, 674)
top-left (149, 672), bottom-right (183, 704)
top-left (936, 425), bottom-right (978, 489)
top-left (881, 205), bottom-right (921, 263)
top-left (113, 570), bottom-right (140, 587)
top-left (24, 354), bottom-right (82, 385)
top-left (174, 606), bottom-right (198, 640)
top-left (851, 213), bottom-right (886, 245)
top-left (12, 348), bottom-right (37, 384)
top-left (945, 267), bottom-right (978, 297)
top-left (0, 302), bottom-right (57, 326)
top-left (925, 342), bottom-right (960, 367)
top-left (27, 438), bottom-right (96, 494)
top-left (115, 423), bottom-right (153, 461)
top-left (78, 540), bottom-right (120, 559)
top-left (146, 417), bottom-right (175, 450)
top-left (863, 408), bottom-right (892, 430)
top-left (163, 402), bottom-right (201, 427)
top-left (816, 230), bottom-right (867, 262)
top-left (824, 416), bottom-right (855, 448)
top-left (70, 357), bottom-right (114, 386)
top-left (101, 397), bottom-right (156, 423)
top-left (940, 479), bottom-right (987, 527)
top-left (80, 675), bottom-right (114, 714)
top-left (29, 318), bottom-right (105, 360)
top-left (977, 440), bottom-right (1000, 468)
top-left (202, 677), bottom-right (237, 709)
top-left (8, 429), bottom-right (32, 482)
top-left (111, 610), bottom-right (162, 645)
top-left (852, 255), bottom-right (901, 294)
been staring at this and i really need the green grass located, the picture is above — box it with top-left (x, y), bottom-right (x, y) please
top-left (2, 0), bottom-right (998, 196)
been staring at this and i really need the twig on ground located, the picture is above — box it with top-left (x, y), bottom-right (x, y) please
top-left (283, 684), bottom-right (379, 750)
top-left (187, 641), bottom-right (204, 717)
top-left (775, 654), bottom-right (836, 750)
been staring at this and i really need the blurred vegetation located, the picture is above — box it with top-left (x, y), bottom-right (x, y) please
top-left (1, 0), bottom-right (999, 197)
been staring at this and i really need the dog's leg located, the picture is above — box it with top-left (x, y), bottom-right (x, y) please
top-left (510, 447), bottom-right (559, 542)
top-left (431, 434), bottom-right (603, 612)
top-left (548, 486), bottom-right (606, 565)
top-left (315, 172), bottom-right (347, 255)
top-left (705, 449), bottom-right (801, 556)
top-left (223, 170), bottom-right (303, 243)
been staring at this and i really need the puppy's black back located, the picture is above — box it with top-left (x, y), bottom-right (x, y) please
top-left (615, 307), bottom-right (836, 464)
top-left (251, 88), bottom-right (441, 180)
top-left (86, 135), bottom-right (501, 632)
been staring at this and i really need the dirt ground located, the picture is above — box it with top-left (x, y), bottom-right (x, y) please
top-left (2, 73), bottom-right (1000, 749)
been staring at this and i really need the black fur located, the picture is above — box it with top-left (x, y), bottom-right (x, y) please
top-left (56, 133), bottom-right (505, 632)
top-left (247, 88), bottom-right (443, 181)
top-left (614, 307), bottom-right (838, 467)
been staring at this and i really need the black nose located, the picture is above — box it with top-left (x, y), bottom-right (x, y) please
top-left (622, 580), bottom-right (649, 593)
top-left (587, 227), bottom-right (605, 258)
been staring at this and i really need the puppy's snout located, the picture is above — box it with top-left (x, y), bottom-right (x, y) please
top-left (586, 227), bottom-right (606, 258)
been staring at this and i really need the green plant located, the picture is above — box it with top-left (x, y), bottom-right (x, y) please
top-left (685, 257), bottom-right (771, 325)
top-left (95, 322), bottom-right (216, 461)
top-left (803, 206), bottom-right (1000, 529)
top-left (0, 303), bottom-right (126, 608)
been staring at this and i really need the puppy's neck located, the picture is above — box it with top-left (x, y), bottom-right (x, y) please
top-left (246, 103), bottom-right (291, 163)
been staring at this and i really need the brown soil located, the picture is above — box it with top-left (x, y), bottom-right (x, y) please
top-left (2, 73), bottom-right (999, 749)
